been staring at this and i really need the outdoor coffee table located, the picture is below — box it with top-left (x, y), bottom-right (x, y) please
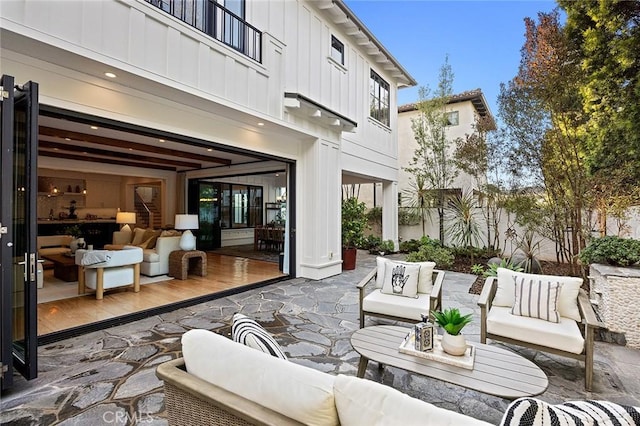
top-left (41, 253), bottom-right (78, 282)
top-left (350, 325), bottom-right (548, 399)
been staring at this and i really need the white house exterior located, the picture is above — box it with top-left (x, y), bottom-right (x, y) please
top-left (396, 89), bottom-right (493, 243)
top-left (0, 0), bottom-right (416, 280)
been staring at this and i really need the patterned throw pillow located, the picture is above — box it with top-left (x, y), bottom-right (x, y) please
top-left (501, 397), bottom-right (640, 426)
top-left (511, 277), bottom-right (561, 323)
top-left (380, 261), bottom-right (420, 298)
top-left (231, 313), bottom-right (288, 360)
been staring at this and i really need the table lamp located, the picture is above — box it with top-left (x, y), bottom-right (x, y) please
top-left (175, 214), bottom-right (199, 251)
top-left (116, 212), bottom-right (136, 232)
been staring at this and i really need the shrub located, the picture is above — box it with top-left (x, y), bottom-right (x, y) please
top-left (399, 239), bottom-right (421, 253)
top-left (483, 258), bottom-right (524, 277)
top-left (578, 236), bottom-right (640, 267)
top-left (470, 264), bottom-right (485, 275)
top-left (406, 244), bottom-right (454, 268)
top-left (362, 235), bottom-right (382, 251)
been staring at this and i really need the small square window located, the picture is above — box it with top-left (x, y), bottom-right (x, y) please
top-left (446, 111), bottom-right (459, 126)
top-left (331, 35), bottom-right (344, 65)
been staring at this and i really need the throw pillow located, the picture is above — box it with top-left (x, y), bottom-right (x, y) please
top-left (138, 230), bottom-right (160, 249)
top-left (380, 261), bottom-right (420, 298)
top-left (375, 256), bottom-right (387, 288)
top-left (494, 268), bottom-right (583, 321)
top-left (160, 229), bottom-right (181, 237)
top-left (511, 277), bottom-right (561, 323)
top-left (131, 228), bottom-right (148, 246)
top-left (231, 313), bottom-right (287, 360)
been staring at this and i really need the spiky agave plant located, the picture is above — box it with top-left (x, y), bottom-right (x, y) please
top-left (431, 307), bottom-right (473, 336)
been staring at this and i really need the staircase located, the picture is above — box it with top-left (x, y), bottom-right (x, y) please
top-left (135, 186), bottom-right (163, 229)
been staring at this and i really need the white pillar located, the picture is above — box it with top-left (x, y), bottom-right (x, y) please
top-left (381, 181), bottom-right (399, 251)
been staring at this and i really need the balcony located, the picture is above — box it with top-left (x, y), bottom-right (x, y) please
top-left (145, 0), bottom-right (262, 63)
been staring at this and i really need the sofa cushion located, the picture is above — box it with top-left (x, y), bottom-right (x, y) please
top-left (494, 268), bottom-right (583, 321)
top-left (232, 313), bottom-right (287, 360)
top-left (487, 306), bottom-right (584, 354)
top-left (131, 228), bottom-right (148, 246)
top-left (375, 257), bottom-right (435, 293)
top-left (182, 329), bottom-right (338, 426)
top-left (380, 261), bottom-right (420, 298)
top-left (500, 397), bottom-right (640, 426)
top-left (333, 374), bottom-right (492, 426)
top-left (363, 289), bottom-right (433, 322)
top-left (511, 278), bottom-right (561, 323)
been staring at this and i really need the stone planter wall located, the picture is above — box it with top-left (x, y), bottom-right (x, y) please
top-left (589, 263), bottom-right (640, 349)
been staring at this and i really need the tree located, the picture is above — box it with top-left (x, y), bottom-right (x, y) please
top-left (402, 174), bottom-right (432, 237)
top-left (499, 11), bottom-right (589, 270)
top-left (404, 57), bottom-right (459, 244)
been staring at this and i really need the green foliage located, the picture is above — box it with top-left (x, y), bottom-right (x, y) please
top-left (483, 258), bottom-right (524, 278)
top-left (398, 207), bottom-right (422, 226)
top-left (362, 236), bottom-right (395, 254)
top-left (63, 225), bottom-right (82, 238)
top-left (470, 264), bottom-right (485, 275)
top-left (399, 239), bottom-right (421, 253)
top-left (365, 206), bottom-right (382, 228)
top-left (341, 197), bottom-right (367, 249)
top-left (578, 236), bottom-right (640, 267)
top-left (406, 244), bottom-right (454, 268)
top-left (431, 307), bottom-right (473, 336)
top-left (445, 192), bottom-right (483, 248)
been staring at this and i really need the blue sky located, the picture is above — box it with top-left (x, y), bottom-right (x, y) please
top-left (344, 0), bottom-right (558, 117)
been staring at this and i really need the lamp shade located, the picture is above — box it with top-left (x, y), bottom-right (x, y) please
top-left (175, 214), bottom-right (199, 230)
top-left (116, 212), bottom-right (136, 224)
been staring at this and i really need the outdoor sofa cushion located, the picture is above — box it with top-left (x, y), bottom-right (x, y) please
top-left (494, 268), bottom-right (583, 321)
top-left (363, 290), bottom-right (436, 322)
top-left (182, 329), bottom-right (338, 426)
top-left (333, 374), bottom-right (492, 426)
top-left (487, 306), bottom-right (584, 354)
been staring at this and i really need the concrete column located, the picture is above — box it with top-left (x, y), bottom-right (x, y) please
top-left (381, 181), bottom-right (399, 251)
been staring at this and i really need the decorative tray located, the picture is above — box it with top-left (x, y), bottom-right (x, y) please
top-left (399, 330), bottom-right (475, 370)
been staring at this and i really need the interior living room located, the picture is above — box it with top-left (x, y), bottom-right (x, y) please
top-left (35, 111), bottom-right (292, 341)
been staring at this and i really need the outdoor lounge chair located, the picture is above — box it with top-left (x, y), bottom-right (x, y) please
top-left (477, 268), bottom-right (603, 391)
top-left (357, 257), bottom-right (445, 328)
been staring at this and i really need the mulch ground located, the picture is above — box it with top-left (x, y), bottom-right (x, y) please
top-left (450, 257), bottom-right (579, 295)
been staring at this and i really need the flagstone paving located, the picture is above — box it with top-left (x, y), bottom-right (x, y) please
top-left (1, 251), bottom-right (639, 425)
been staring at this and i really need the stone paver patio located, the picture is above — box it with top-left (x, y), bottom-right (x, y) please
top-left (2, 251), bottom-right (639, 425)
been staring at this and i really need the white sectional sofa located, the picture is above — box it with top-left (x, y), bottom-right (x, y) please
top-left (107, 228), bottom-right (181, 277)
top-left (156, 329), bottom-right (492, 426)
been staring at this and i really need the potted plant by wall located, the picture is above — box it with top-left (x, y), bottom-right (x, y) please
top-left (431, 307), bottom-right (473, 356)
top-left (341, 197), bottom-right (367, 270)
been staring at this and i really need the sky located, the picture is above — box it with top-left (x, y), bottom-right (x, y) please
top-left (344, 0), bottom-right (559, 118)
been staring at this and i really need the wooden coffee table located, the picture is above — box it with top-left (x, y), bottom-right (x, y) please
top-left (41, 253), bottom-right (78, 282)
top-left (351, 325), bottom-right (548, 399)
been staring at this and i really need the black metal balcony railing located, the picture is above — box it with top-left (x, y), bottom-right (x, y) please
top-left (145, 0), bottom-right (262, 63)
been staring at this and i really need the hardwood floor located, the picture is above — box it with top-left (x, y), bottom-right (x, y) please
top-left (37, 253), bottom-right (285, 336)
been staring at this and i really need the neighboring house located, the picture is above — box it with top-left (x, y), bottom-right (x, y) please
top-left (396, 89), bottom-right (494, 242)
top-left (0, 0), bottom-right (415, 386)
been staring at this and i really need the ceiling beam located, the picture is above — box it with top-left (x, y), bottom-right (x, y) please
top-left (39, 141), bottom-right (202, 169)
top-left (39, 151), bottom-right (177, 171)
top-left (39, 126), bottom-right (231, 165)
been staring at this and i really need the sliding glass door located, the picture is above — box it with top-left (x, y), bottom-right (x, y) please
top-left (1, 75), bottom-right (39, 390)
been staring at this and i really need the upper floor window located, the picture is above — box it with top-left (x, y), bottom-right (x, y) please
top-left (446, 111), bottom-right (459, 126)
top-left (370, 70), bottom-right (390, 126)
top-left (331, 35), bottom-right (344, 65)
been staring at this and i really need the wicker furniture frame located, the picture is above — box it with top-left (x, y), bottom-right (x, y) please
top-left (478, 276), bottom-right (603, 391)
top-left (156, 358), bottom-right (304, 426)
top-left (357, 267), bottom-right (445, 328)
top-left (168, 250), bottom-right (207, 280)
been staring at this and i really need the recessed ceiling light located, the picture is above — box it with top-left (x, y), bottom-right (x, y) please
top-left (65, 138), bottom-right (71, 141)
top-left (207, 148), bottom-right (213, 152)
top-left (158, 139), bottom-right (165, 143)
top-left (90, 125), bottom-right (98, 130)
top-left (257, 122), bottom-right (264, 126)
top-left (104, 72), bottom-right (117, 78)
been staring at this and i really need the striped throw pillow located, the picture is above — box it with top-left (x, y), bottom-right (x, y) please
top-left (511, 277), bottom-right (561, 323)
top-left (501, 397), bottom-right (640, 426)
top-left (232, 313), bottom-right (288, 360)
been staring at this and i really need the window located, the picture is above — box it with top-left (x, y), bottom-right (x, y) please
top-left (220, 183), bottom-right (263, 228)
top-left (370, 70), bottom-right (390, 126)
top-left (446, 111), bottom-right (459, 126)
top-left (331, 35), bottom-right (344, 65)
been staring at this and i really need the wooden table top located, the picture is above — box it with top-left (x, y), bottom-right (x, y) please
top-left (41, 253), bottom-right (76, 266)
top-left (350, 325), bottom-right (548, 399)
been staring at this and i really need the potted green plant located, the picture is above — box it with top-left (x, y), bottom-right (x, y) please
top-left (431, 307), bottom-right (473, 356)
top-left (341, 197), bottom-right (367, 270)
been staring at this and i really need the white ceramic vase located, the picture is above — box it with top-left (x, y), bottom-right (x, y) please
top-left (441, 332), bottom-right (467, 356)
top-left (70, 237), bottom-right (85, 254)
